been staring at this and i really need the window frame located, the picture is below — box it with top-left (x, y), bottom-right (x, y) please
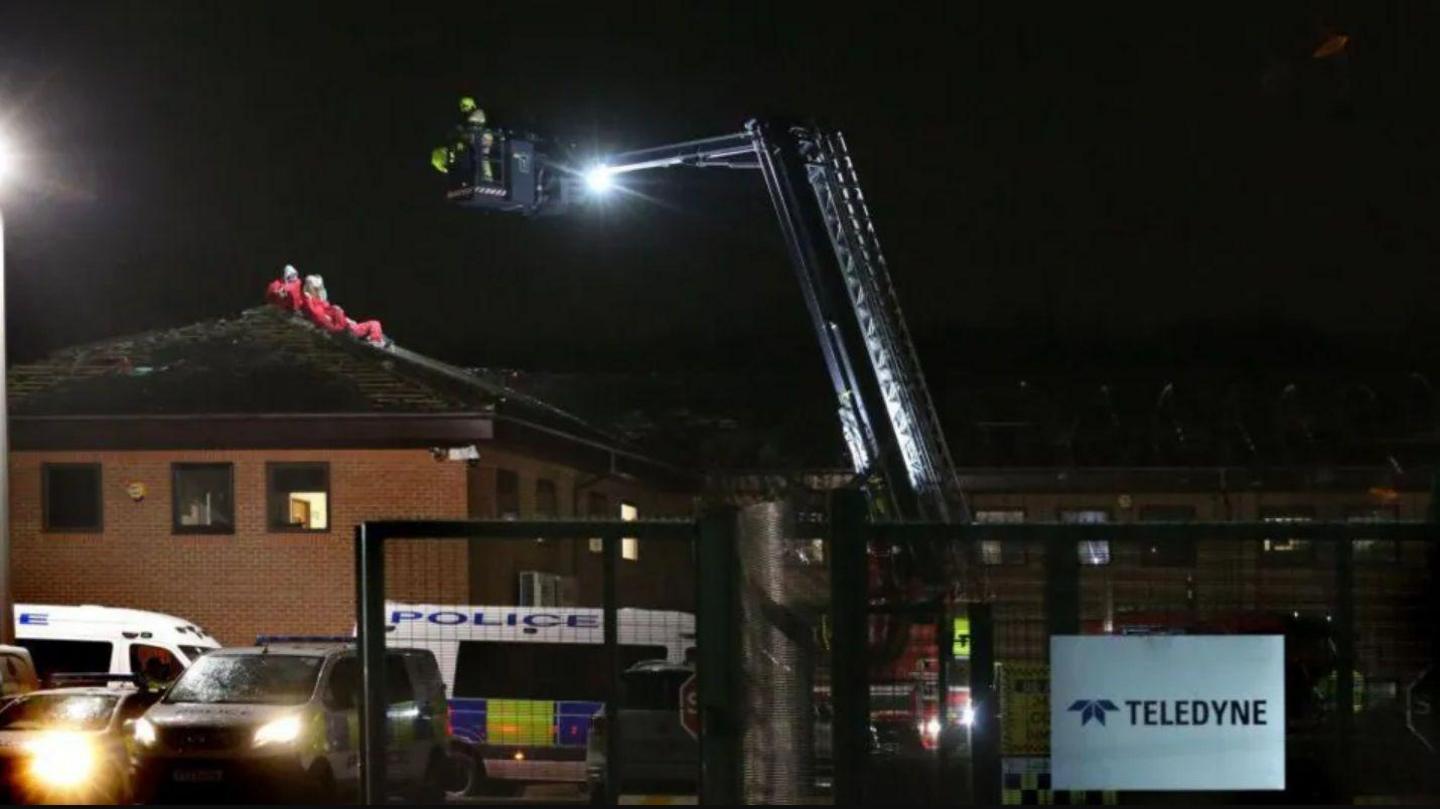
top-left (265, 461), bottom-right (332, 533)
top-left (170, 462), bottom-right (236, 535)
top-left (1058, 507), bottom-right (1112, 566)
top-left (586, 490), bottom-right (608, 553)
top-left (620, 501), bottom-right (639, 561)
top-left (973, 508), bottom-right (1027, 566)
top-left (496, 468), bottom-right (520, 520)
top-left (1258, 506), bottom-right (1317, 566)
top-left (41, 462), bottom-right (104, 534)
top-left (1345, 505), bottom-right (1401, 565)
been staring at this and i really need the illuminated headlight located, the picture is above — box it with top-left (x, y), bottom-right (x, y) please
top-left (924, 718), bottom-right (941, 738)
top-left (584, 165), bottom-right (614, 193)
top-left (133, 718), bottom-right (158, 747)
top-left (24, 732), bottom-right (97, 789)
top-left (960, 706), bottom-right (976, 727)
top-left (253, 715), bottom-right (303, 747)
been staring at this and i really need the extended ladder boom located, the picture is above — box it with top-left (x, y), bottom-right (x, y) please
top-left (459, 118), bottom-right (967, 522)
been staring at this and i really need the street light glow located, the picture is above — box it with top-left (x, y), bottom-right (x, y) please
top-left (0, 133), bottom-right (14, 186)
top-left (584, 165), bottom-right (614, 194)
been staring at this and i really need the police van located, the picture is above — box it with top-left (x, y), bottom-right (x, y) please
top-left (12, 603), bottom-right (221, 684)
top-left (382, 601), bottom-right (694, 795)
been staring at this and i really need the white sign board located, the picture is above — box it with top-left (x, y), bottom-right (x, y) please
top-left (1051, 635), bottom-right (1285, 791)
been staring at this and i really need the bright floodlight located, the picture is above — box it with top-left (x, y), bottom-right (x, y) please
top-left (584, 165), bottom-right (614, 194)
top-left (0, 132), bottom-right (14, 185)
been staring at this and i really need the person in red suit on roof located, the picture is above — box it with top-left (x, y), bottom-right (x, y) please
top-left (265, 265), bottom-right (304, 312)
top-left (266, 267), bottom-right (387, 346)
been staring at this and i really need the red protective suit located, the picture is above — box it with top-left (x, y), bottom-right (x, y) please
top-left (347, 318), bottom-right (385, 344)
top-left (265, 274), bottom-right (387, 346)
top-left (265, 277), bottom-right (303, 312)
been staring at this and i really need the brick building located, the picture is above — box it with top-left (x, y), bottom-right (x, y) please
top-left (6, 307), bottom-right (696, 645)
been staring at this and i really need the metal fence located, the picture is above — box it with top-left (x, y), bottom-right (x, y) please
top-left (352, 516), bottom-right (737, 805)
top-left (833, 489), bottom-right (1440, 805)
top-left (351, 494), bottom-right (1440, 805)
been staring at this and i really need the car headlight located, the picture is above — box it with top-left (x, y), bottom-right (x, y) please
top-left (253, 714), bottom-right (303, 747)
top-left (133, 718), bottom-right (158, 747)
top-left (924, 718), bottom-right (941, 738)
top-left (24, 731), bottom-right (97, 789)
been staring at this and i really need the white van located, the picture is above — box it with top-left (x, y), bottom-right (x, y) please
top-left (12, 603), bottom-right (221, 684)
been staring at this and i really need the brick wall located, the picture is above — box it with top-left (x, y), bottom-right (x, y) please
top-left (9, 449), bottom-right (468, 645)
top-left (9, 446), bottom-right (699, 646)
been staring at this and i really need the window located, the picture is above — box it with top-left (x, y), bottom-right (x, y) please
top-left (536, 478), bottom-right (559, 517)
top-left (974, 508), bottom-right (1026, 565)
top-left (129, 644), bottom-right (183, 683)
top-left (179, 646), bottom-right (212, 664)
top-left (1059, 509), bottom-right (1111, 565)
top-left (1138, 505), bottom-right (1197, 566)
top-left (1347, 507), bottom-right (1400, 564)
top-left (587, 491), bottom-right (608, 553)
top-left (16, 639), bottom-right (113, 682)
top-left (325, 657), bottom-right (360, 710)
top-left (171, 463), bottom-right (234, 534)
top-left (1260, 508), bottom-right (1315, 565)
top-left (452, 642), bottom-right (667, 701)
top-left (621, 502), bottom-right (639, 561)
top-left (42, 463), bottom-right (102, 532)
top-left (496, 469), bottom-right (520, 519)
top-left (267, 462), bottom-right (329, 531)
top-left (386, 655), bottom-right (414, 705)
top-left (622, 668), bottom-right (692, 710)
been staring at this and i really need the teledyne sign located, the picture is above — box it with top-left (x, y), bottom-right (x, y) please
top-left (1051, 635), bottom-right (1285, 791)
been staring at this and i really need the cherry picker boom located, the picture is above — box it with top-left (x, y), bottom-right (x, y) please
top-left (446, 118), bottom-right (968, 527)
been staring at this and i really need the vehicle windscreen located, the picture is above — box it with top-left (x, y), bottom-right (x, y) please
top-left (0, 694), bottom-right (118, 732)
top-left (622, 669), bottom-right (691, 710)
top-left (164, 654), bottom-right (321, 705)
top-left (179, 646), bottom-right (213, 663)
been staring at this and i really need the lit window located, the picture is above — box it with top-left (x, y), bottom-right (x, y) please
top-left (267, 462), bottom-right (329, 531)
top-left (172, 463), bottom-right (234, 534)
top-left (1260, 509), bottom-right (1315, 565)
top-left (42, 463), bottom-right (102, 533)
top-left (974, 508), bottom-right (1025, 565)
top-left (621, 502), bottom-right (639, 561)
top-left (1059, 509), bottom-right (1110, 566)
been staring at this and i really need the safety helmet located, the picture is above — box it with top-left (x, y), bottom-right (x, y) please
top-left (459, 96), bottom-right (478, 113)
top-left (283, 265), bottom-right (299, 282)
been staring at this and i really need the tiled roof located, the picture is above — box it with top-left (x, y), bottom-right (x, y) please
top-left (6, 307), bottom-right (620, 453)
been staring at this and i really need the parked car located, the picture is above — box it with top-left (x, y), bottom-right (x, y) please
top-left (131, 639), bottom-right (450, 803)
top-left (0, 673), bottom-right (162, 804)
top-left (0, 646), bottom-right (39, 705)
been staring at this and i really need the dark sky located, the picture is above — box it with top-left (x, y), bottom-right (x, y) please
top-left (3, 1), bottom-right (1440, 374)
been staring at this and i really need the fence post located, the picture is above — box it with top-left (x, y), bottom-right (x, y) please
top-left (969, 602), bottom-right (1000, 806)
top-left (1334, 525), bottom-right (1355, 801)
top-left (604, 531), bottom-right (622, 804)
top-left (697, 506), bottom-right (739, 805)
top-left (830, 489), bottom-right (870, 807)
top-left (355, 523), bottom-right (387, 806)
top-left (1045, 527), bottom-right (1080, 642)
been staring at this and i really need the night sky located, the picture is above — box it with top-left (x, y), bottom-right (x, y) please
top-left (3, 1), bottom-right (1440, 376)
